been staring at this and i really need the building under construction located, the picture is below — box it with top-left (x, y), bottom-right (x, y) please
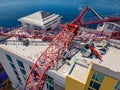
top-left (0, 6), bottom-right (120, 90)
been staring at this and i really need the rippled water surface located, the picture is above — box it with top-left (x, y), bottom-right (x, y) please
top-left (0, 0), bottom-right (120, 27)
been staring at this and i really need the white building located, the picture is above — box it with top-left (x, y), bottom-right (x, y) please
top-left (97, 22), bottom-right (120, 32)
top-left (18, 11), bottom-right (62, 30)
top-left (0, 29), bottom-right (120, 90)
top-left (0, 37), bottom-right (65, 90)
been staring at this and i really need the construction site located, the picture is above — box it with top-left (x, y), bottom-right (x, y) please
top-left (0, 6), bottom-right (120, 90)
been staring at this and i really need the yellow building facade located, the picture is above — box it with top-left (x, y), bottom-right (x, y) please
top-left (65, 63), bottom-right (120, 90)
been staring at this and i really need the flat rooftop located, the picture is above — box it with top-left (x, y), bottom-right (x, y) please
top-left (69, 46), bottom-right (120, 82)
top-left (0, 34), bottom-right (120, 84)
top-left (52, 45), bottom-right (120, 84)
top-left (0, 37), bottom-right (49, 62)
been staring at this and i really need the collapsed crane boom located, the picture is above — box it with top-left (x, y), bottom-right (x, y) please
top-left (0, 28), bottom-right (57, 41)
top-left (24, 24), bottom-right (78, 90)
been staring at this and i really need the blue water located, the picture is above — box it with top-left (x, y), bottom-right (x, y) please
top-left (0, 0), bottom-right (120, 28)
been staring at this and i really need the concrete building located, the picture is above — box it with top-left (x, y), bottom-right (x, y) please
top-left (0, 37), bottom-right (65, 90)
top-left (18, 11), bottom-right (62, 30)
top-left (0, 34), bottom-right (120, 90)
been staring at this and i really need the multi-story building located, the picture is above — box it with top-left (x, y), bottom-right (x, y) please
top-left (18, 11), bottom-right (62, 30)
top-left (0, 31), bottom-right (120, 90)
top-left (97, 22), bottom-right (120, 32)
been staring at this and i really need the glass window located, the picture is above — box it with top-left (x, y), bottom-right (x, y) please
top-left (10, 63), bottom-right (16, 70)
top-left (92, 81), bottom-right (100, 89)
top-left (6, 54), bottom-right (13, 62)
top-left (53, 20), bottom-right (57, 24)
top-left (49, 86), bottom-right (54, 90)
top-left (46, 75), bottom-right (54, 90)
top-left (46, 84), bottom-right (54, 90)
top-left (16, 76), bottom-right (21, 82)
top-left (46, 76), bottom-right (54, 84)
top-left (114, 81), bottom-right (120, 90)
top-left (107, 24), bottom-right (114, 30)
top-left (89, 71), bottom-right (105, 90)
top-left (20, 68), bottom-right (26, 75)
top-left (29, 66), bottom-right (32, 70)
top-left (90, 80), bottom-right (100, 90)
top-left (114, 26), bottom-right (120, 31)
top-left (13, 70), bottom-right (19, 76)
top-left (23, 74), bottom-right (27, 80)
top-left (46, 83), bottom-right (49, 89)
top-left (17, 60), bottom-right (24, 68)
top-left (18, 81), bottom-right (23, 85)
top-left (92, 71), bottom-right (105, 83)
top-left (88, 88), bottom-right (94, 90)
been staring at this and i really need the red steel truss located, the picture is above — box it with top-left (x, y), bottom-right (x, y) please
top-left (24, 24), bottom-right (79, 90)
top-left (0, 28), bottom-right (58, 41)
top-left (24, 6), bottom-right (120, 90)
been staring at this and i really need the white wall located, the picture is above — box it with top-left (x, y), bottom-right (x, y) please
top-left (0, 36), bottom-right (9, 41)
top-left (44, 17), bottom-right (61, 30)
top-left (0, 47), bottom-right (33, 90)
top-left (0, 46), bottom-right (65, 90)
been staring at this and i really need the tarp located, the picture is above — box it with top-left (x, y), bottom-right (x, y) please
top-left (0, 71), bottom-right (8, 83)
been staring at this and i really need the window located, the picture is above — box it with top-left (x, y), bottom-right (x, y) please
top-left (88, 71), bottom-right (105, 90)
top-left (20, 68), bottom-right (26, 75)
top-left (46, 75), bottom-right (54, 85)
top-left (88, 88), bottom-right (93, 90)
top-left (5, 54), bottom-right (13, 62)
top-left (10, 63), bottom-right (16, 70)
top-left (13, 70), bottom-right (19, 76)
top-left (23, 74), bottom-right (27, 80)
top-left (92, 71), bottom-right (105, 83)
top-left (44, 17), bottom-right (58, 26)
top-left (53, 20), bottom-right (57, 24)
top-left (114, 26), bottom-right (120, 31)
top-left (17, 59), bottom-right (27, 82)
top-left (16, 76), bottom-right (22, 82)
top-left (49, 86), bottom-right (54, 90)
top-left (18, 81), bottom-right (23, 85)
top-left (46, 75), bottom-right (54, 90)
top-left (33, 25), bottom-right (41, 30)
top-left (17, 60), bottom-right (24, 68)
top-left (29, 66), bottom-right (32, 70)
top-left (114, 81), bottom-right (120, 90)
top-left (90, 81), bottom-right (100, 90)
top-left (107, 24), bottom-right (114, 30)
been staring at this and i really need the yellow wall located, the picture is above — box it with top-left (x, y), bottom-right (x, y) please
top-left (84, 67), bottom-right (94, 90)
top-left (65, 75), bottom-right (85, 90)
top-left (65, 63), bottom-right (94, 90)
top-left (65, 63), bottom-right (119, 90)
top-left (84, 69), bottom-right (118, 90)
top-left (100, 76), bottom-right (117, 90)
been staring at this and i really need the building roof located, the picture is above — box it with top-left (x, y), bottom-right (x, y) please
top-left (41, 11), bottom-right (53, 19)
top-left (0, 37), bottom-right (49, 63)
top-left (0, 30), bottom-right (120, 83)
top-left (18, 11), bottom-right (61, 27)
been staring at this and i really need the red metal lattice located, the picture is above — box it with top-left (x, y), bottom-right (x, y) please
top-left (24, 24), bottom-right (79, 90)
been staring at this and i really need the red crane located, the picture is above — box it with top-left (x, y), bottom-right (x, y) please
top-left (23, 6), bottom-right (120, 90)
top-left (0, 28), bottom-right (58, 41)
